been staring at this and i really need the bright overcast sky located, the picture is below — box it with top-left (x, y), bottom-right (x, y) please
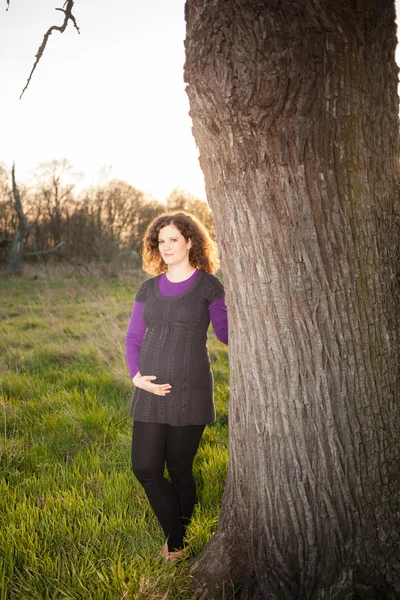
top-left (0, 0), bottom-right (205, 201)
top-left (1, 1), bottom-right (400, 202)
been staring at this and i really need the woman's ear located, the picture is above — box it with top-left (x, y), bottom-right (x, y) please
top-left (187, 239), bottom-right (192, 249)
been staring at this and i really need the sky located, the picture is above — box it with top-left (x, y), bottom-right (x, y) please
top-left (0, 0), bottom-right (206, 201)
top-left (1, 1), bottom-right (400, 203)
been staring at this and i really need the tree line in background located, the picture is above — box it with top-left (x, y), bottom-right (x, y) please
top-left (0, 159), bottom-right (214, 274)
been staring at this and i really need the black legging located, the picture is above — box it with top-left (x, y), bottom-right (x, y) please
top-left (131, 421), bottom-right (205, 551)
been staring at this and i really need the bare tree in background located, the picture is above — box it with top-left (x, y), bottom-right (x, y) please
top-left (7, 164), bottom-right (29, 274)
top-left (33, 159), bottom-right (77, 247)
top-left (0, 162), bottom-right (163, 268)
top-left (0, 164), bottom-right (13, 257)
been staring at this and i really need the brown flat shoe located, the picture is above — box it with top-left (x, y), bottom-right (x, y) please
top-left (166, 549), bottom-right (186, 562)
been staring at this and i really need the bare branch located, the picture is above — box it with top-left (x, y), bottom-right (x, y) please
top-left (24, 241), bottom-right (65, 256)
top-left (20, 0), bottom-right (80, 99)
top-left (11, 162), bottom-right (28, 228)
top-left (7, 163), bottom-right (29, 274)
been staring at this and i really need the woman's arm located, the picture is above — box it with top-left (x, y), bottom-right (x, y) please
top-left (125, 301), bottom-right (147, 378)
top-left (209, 295), bottom-right (228, 344)
top-left (126, 301), bottom-right (172, 395)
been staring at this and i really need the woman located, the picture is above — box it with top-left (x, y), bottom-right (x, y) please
top-left (125, 211), bottom-right (228, 561)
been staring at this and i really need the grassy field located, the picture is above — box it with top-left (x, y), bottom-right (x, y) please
top-left (0, 275), bottom-right (229, 600)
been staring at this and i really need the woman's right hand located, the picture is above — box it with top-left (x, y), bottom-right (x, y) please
top-left (132, 372), bottom-right (172, 396)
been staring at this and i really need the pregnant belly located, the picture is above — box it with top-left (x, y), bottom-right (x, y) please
top-left (139, 346), bottom-right (211, 389)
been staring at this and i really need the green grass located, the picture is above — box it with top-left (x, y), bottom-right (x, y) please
top-left (0, 276), bottom-right (229, 599)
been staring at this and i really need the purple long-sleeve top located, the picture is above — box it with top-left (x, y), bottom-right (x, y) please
top-left (126, 270), bottom-right (228, 379)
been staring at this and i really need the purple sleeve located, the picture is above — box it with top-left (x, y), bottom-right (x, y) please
top-left (125, 301), bottom-right (146, 378)
top-left (209, 295), bottom-right (228, 345)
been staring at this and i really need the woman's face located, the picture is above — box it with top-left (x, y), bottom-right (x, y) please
top-left (158, 224), bottom-right (191, 268)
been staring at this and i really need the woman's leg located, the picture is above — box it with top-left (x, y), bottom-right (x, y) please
top-left (166, 424), bottom-right (205, 545)
top-left (131, 421), bottom-right (184, 551)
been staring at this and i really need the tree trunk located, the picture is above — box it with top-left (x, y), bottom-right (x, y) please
top-left (184, 1), bottom-right (400, 598)
top-left (7, 164), bottom-right (28, 275)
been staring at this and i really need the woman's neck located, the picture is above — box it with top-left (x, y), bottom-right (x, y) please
top-left (165, 264), bottom-right (197, 283)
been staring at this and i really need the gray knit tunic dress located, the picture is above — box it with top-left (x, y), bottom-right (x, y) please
top-left (130, 271), bottom-right (225, 426)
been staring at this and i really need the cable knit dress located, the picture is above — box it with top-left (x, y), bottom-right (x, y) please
top-left (130, 271), bottom-right (225, 426)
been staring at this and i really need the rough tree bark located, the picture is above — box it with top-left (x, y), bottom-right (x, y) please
top-left (184, 1), bottom-right (400, 598)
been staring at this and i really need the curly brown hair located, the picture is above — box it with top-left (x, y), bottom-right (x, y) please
top-left (141, 211), bottom-right (220, 275)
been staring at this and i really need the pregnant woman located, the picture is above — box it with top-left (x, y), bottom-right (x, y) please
top-left (125, 211), bottom-right (228, 561)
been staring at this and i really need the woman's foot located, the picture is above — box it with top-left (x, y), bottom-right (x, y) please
top-left (160, 543), bottom-right (187, 562)
top-left (166, 548), bottom-right (186, 562)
